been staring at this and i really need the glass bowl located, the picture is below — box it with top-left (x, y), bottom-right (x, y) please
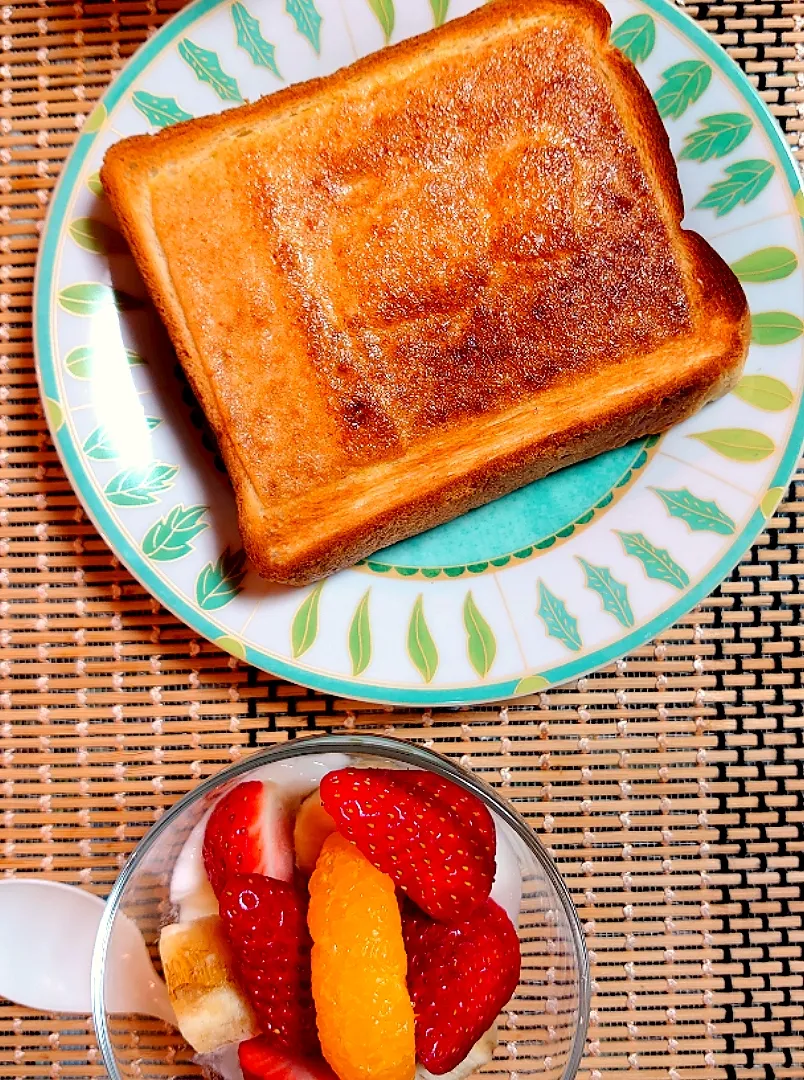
top-left (92, 735), bottom-right (590, 1080)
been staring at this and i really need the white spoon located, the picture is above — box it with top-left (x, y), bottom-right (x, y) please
top-left (0, 879), bottom-right (175, 1023)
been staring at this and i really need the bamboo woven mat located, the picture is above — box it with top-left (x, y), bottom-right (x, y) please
top-left (2, 1), bottom-right (804, 1077)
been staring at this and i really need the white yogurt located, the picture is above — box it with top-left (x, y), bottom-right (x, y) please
top-left (246, 754), bottom-right (352, 805)
top-left (170, 809), bottom-right (218, 922)
top-left (490, 815), bottom-right (522, 926)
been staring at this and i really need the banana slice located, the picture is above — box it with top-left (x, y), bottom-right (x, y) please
top-left (294, 789), bottom-right (337, 874)
top-left (416, 1026), bottom-right (498, 1080)
top-left (159, 916), bottom-right (258, 1054)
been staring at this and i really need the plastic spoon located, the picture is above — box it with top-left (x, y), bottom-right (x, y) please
top-left (0, 878), bottom-right (175, 1023)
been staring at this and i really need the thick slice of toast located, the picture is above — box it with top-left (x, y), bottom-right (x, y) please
top-left (102, 0), bottom-right (750, 585)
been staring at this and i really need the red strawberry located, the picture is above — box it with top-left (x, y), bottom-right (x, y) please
top-left (203, 780), bottom-right (294, 897)
top-left (239, 1038), bottom-right (337, 1080)
top-left (319, 768), bottom-right (494, 921)
top-left (403, 899), bottom-right (520, 1074)
top-left (408, 771), bottom-right (495, 851)
top-left (219, 874), bottom-right (318, 1054)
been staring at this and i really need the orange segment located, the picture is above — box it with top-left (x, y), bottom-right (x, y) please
top-left (308, 833), bottom-right (415, 1080)
top-left (294, 789), bottom-right (337, 874)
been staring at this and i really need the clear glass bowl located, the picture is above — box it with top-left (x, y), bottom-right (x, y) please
top-left (92, 735), bottom-right (590, 1080)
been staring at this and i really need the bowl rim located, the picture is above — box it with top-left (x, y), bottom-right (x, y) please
top-left (91, 734), bottom-right (591, 1080)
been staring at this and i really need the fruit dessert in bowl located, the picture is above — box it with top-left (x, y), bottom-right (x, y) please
top-left (91, 736), bottom-right (589, 1080)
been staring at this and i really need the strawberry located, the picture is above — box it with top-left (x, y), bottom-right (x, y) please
top-left (203, 780), bottom-right (294, 897)
top-left (319, 768), bottom-right (494, 921)
top-left (239, 1038), bottom-right (338, 1080)
top-left (407, 771), bottom-right (495, 852)
top-left (403, 899), bottom-right (520, 1074)
top-left (218, 874), bottom-right (318, 1054)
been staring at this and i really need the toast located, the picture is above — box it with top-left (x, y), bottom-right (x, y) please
top-left (101, 0), bottom-right (750, 585)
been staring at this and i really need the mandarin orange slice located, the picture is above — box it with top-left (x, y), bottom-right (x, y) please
top-left (308, 833), bottom-right (415, 1080)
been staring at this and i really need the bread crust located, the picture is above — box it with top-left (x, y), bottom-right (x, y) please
top-left (101, 0), bottom-right (750, 585)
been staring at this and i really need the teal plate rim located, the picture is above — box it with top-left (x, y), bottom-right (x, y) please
top-left (33, 0), bottom-right (804, 706)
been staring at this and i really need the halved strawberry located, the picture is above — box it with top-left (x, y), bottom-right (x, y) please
top-left (239, 1038), bottom-right (338, 1080)
top-left (408, 771), bottom-right (495, 851)
top-left (403, 898), bottom-right (520, 1074)
top-left (319, 768), bottom-right (494, 921)
top-left (203, 780), bottom-right (294, 897)
top-left (218, 874), bottom-right (318, 1054)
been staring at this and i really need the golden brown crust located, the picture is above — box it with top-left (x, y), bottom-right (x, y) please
top-left (101, 0), bottom-right (750, 585)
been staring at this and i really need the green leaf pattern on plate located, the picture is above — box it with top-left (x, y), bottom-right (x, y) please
top-left (515, 675), bottom-right (549, 696)
top-left (104, 462), bottom-right (179, 507)
top-left (408, 595), bottom-right (439, 682)
top-left (84, 416), bottom-right (161, 459)
top-left (697, 159), bottom-right (774, 216)
top-left (689, 428), bottom-right (775, 462)
top-left (429, 0), bottom-right (449, 27)
top-left (143, 503), bottom-right (208, 561)
top-left (82, 103), bottom-right (107, 133)
top-left (652, 487), bottom-right (735, 534)
top-left (45, 399), bottom-right (63, 433)
top-left (348, 589), bottom-right (372, 676)
top-left (178, 39), bottom-right (243, 102)
top-left (678, 112), bottom-right (751, 161)
top-left (217, 636), bottom-right (247, 661)
top-left (196, 547), bottom-right (248, 610)
top-left (65, 345), bottom-right (144, 379)
top-left (577, 558), bottom-right (634, 628)
top-left (617, 532), bottom-right (690, 589)
top-left (463, 592), bottom-right (497, 678)
top-left (730, 247), bottom-right (797, 283)
top-left (232, 3), bottom-right (281, 78)
top-left (292, 582), bottom-right (324, 658)
top-left (761, 487), bottom-right (785, 519)
top-left (68, 218), bottom-right (126, 255)
top-left (286, 0), bottom-right (322, 52)
top-left (87, 171), bottom-right (103, 196)
top-left (537, 582), bottom-right (582, 652)
top-left (367, 0), bottom-right (394, 41)
top-left (132, 90), bottom-right (193, 127)
top-left (734, 375), bottom-right (794, 412)
top-left (654, 60), bottom-right (711, 119)
top-left (58, 283), bottom-right (143, 316)
top-left (751, 312), bottom-right (804, 346)
top-left (610, 14), bottom-right (656, 64)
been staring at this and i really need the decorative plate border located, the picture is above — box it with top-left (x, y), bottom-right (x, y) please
top-left (34, 0), bottom-right (804, 705)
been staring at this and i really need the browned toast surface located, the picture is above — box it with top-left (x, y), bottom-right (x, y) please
top-left (102, 0), bottom-right (750, 584)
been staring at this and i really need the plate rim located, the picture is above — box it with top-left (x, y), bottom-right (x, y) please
top-left (33, 0), bottom-right (804, 706)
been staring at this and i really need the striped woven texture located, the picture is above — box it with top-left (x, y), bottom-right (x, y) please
top-left (2, 1), bottom-right (804, 1077)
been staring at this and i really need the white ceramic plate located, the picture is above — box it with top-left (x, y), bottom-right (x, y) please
top-left (35, 0), bottom-right (804, 705)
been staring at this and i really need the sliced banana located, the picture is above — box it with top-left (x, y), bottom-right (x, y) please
top-left (416, 1026), bottom-right (498, 1080)
top-left (159, 916), bottom-right (258, 1054)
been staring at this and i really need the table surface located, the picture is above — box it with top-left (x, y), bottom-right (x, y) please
top-left (2, 1), bottom-right (804, 1077)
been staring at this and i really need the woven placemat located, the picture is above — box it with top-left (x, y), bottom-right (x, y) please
top-left (2, 1), bottom-right (804, 1077)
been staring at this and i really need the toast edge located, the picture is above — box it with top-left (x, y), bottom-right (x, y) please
top-left (243, 355), bottom-right (750, 585)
